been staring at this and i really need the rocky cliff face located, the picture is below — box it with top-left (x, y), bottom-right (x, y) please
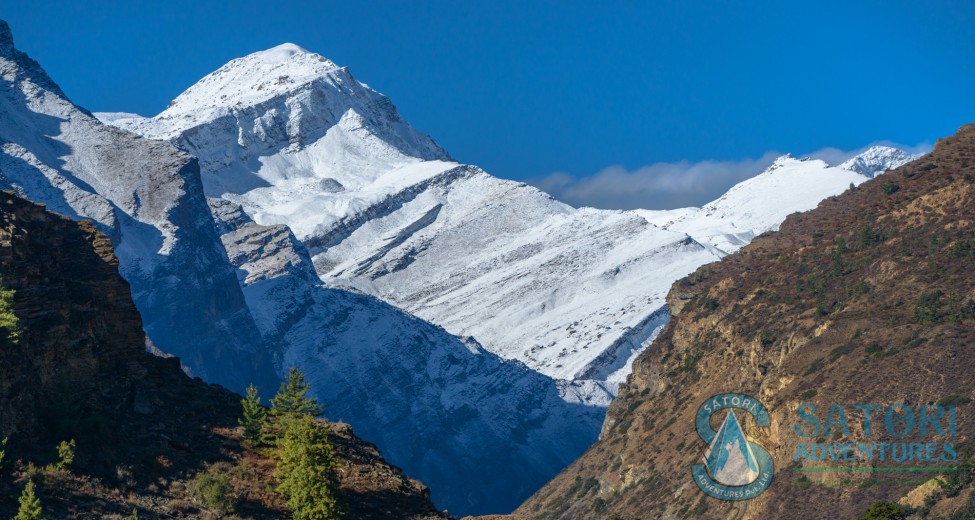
top-left (0, 191), bottom-right (147, 461)
top-left (0, 19), bottom-right (277, 393)
top-left (515, 126), bottom-right (975, 519)
top-left (0, 190), bottom-right (447, 519)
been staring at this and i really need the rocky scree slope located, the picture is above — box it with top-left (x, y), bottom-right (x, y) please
top-left (515, 126), bottom-right (975, 520)
top-left (0, 190), bottom-right (447, 520)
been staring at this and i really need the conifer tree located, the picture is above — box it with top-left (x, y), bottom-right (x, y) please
top-left (55, 439), bottom-right (75, 470)
top-left (239, 384), bottom-right (268, 446)
top-left (275, 414), bottom-right (341, 520)
top-left (0, 283), bottom-right (20, 347)
top-left (14, 480), bottom-right (46, 520)
top-left (270, 368), bottom-right (324, 418)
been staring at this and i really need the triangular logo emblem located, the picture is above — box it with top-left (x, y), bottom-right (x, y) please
top-left (703, 410), bottom-right (760, 486)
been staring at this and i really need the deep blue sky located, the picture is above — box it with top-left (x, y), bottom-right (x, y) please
top-left (3, 1), bottom-right (974, 208)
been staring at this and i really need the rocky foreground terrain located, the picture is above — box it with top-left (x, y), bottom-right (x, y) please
top-left (0, 191), bottom-right (446, 519)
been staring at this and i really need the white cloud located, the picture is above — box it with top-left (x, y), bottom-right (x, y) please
top-left (530, 141), bottom-right (932, 211)
top-left (529, 152), bottom-right (782, 211)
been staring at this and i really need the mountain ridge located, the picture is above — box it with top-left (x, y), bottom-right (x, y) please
top-left (99, 46), bottom-right (916, 402)
top-left (1, 20), bottom-right (925, 515)
top-left (513, 124), bottom-right (975, 519)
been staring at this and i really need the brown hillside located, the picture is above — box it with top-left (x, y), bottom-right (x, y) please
top-left (515, 124), bottom-right (975, 520)
top-left (0, 191), bottom-right (447, 519)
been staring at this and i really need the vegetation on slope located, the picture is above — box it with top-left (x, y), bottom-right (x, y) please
top-left (517, 127), bottom-right (975, 519)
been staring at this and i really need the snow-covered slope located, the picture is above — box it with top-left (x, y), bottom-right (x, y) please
top-left (105, 45), bottom-right (726, 400)
top-left (839, 145), bottom-right (921, 178)
top-left (210, 198), bottom-right (602, 514)
top-left (314, 168), bottom-right (720, 386)
top-left (0, 20), bottom-right (277, 392)
top-left (639, 150), bottom-right (917, 255)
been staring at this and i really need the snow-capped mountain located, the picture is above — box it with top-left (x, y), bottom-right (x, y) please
top-left (0, 24), bottom-right (600, 515)
top-left (105, 44), bottom-right (918, 403)
top-left (106, 45), bottom-right (726, 403)
top-left (839, 145), bottom-right (921, 178)
top-left (109, 43), bottom-right (449, 206)
top-left (638, 150), bottom-right (916, 255)
top-left (99, 41), bottom-right (919, 512)
top-left (1, 16), bottom-right (921, 514)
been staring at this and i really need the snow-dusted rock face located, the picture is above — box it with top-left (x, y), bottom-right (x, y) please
top-left (106, 45), bottom-right (728, 404)
top-left (0, 20), bottom-right (277, 392)
top-left (839, 145), bottom-right (921, 178)
top-left (210, 198), bottom-right (603, 514)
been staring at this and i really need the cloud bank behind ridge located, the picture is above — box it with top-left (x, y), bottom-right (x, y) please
top-left (530, 141), bottom-right (932, 211)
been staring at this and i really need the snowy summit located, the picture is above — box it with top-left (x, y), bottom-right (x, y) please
top-left (164, 44), bottom-right (337, 112)
top-left (839, 145), bottom-right (922, 178)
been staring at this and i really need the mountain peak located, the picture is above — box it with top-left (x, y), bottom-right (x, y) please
top-left (159, 43), bottom-right (342, 117)
top-left (245, 42), bottom-right (333, 68)
top-left (262, 42), bottom-right (312, 55)
top-left (767, 152), bottom-right (814, 171)
top-left (838, 145), bottom-right (920, 178)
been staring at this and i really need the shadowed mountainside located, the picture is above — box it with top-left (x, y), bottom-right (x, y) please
top-left (0, 190), bottom-right (447, 519)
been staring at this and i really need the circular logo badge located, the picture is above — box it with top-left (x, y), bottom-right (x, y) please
top-left (691, 393), bottom-right (774, 500)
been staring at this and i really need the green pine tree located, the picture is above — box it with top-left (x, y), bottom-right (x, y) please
top-left (0, 436), bottom-right (7, 468)
top-left (0, 283), bottom-right (20, 347)
top-left (127, 508), bottom-right (139, 520)
top-left (858, 501), bottom-right (905, 520)
top-left (14, 480), bottom-right (46, 520)
top-left (270, 368), bottom-right (324, 418)
top-left (55, 439), bottom-right (75, 470)
top-left (275, 414), bottom-right (341, 520)
top-left (239, 384), bottom-right (268, 446)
